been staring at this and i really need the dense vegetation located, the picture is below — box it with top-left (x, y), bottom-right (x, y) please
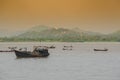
top-left (0, 26), bottom-right (120, 42)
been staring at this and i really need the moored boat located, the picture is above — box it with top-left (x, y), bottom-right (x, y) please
top-left (94, 48), bottom-right (108, 51)
top-left (49, 45), bottom-right (55, 49)
top-left (0, 50), bottom-right (13, 52)
top-left (63, 45), bottom-right (73, 50)
top-left (14, 46), bottom-right (49, 58)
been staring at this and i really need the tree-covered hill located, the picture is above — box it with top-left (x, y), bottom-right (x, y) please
top-left (0, 25), bottom-right (120, 42)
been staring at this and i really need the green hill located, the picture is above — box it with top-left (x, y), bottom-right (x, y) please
top-left (108, 30), bottom-right (120, 41)
top-left (15, 25), bottom-right (105, 42)
top-left (0, 25), bottom-right (120, 42)
top-left (17, 26), bottom-right (81, 41)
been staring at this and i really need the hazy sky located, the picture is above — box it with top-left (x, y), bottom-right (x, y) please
top-left (0, 0), bottom-right (120, 33)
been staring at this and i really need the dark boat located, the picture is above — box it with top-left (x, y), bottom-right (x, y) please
top-left (94, 48), bottom-right (108, 51)
top-left (64, 46), bottom-right (72, 47)
top-left (0, 50), bottom-right (13, 52)
top-left (63, 45), bottom-right (72, 50)
top-left (14, 46), bottom-right (49, 58)
top-left (49, 45), bottom-right (55, 49)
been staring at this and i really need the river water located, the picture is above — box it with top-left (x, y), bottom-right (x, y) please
top-left (0, 42), bottom-right (120, 80)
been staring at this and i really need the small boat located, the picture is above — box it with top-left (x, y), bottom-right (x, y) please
top-left (14, 46), bottom-right (49, 58)
top-left (38, 45), bottom-right (55, 49)
top-left (94, 48), bottom-right (108, 51)
top-left (49, 45), bottom-right (55, 49)
top-left (63, 45), bottom-right (73, 50)
top-left (0, 50), bottom-right (13, 52)
top-left (64, 46), bottom-right (72, 47)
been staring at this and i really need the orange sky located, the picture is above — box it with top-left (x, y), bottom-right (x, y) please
top-left (0, 0), bottom-right (120, 33)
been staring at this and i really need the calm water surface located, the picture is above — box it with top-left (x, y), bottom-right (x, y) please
top-left (0, 42), bottom-right (120, 80)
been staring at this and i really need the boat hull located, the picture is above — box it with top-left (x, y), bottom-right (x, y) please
top-left (94, 49), bottom-right (108, 51)
top-left (14, 50), bottom-right (49, 58)
top-left (0, 50), bottom-right (13, 52)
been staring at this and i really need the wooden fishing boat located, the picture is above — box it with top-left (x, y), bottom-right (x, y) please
top-left (94, 48), bottom-right (108, 51)
top-left (14, 46), bottom-right (49, 58)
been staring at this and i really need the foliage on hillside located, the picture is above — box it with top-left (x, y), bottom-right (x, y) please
top-left (0, 26), bottom-right (120, 42)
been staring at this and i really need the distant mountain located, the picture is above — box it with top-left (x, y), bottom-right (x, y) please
top-left (0, 31), bottom-right (21, 37)
top-left (108, 30), bottom-right (120, 41)
top-left (15, 25), bottom-right (105, 41)
top-left (1, 25), bottom-right (120, 42)
top-left (111, 30), bottom-right (120, 36)
top-left (17, 27), bottom-right (80, 41)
